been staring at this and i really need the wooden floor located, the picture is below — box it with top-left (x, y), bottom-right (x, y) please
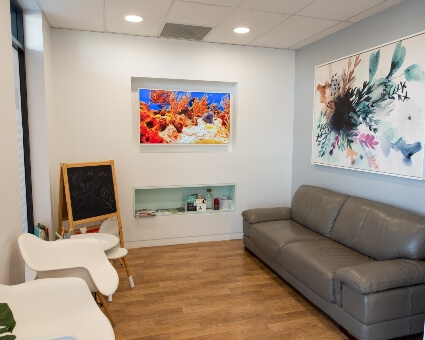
top-left (107, 239), bottom-right (423, 340)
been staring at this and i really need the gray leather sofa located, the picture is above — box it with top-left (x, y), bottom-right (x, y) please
top-left (242, 184), bottom-right (425, 340)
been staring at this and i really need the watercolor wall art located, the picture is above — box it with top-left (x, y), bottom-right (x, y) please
top-left (312, 32), bottom-right (425, 179)
top-left (139, 88), bottom-right (231, 145)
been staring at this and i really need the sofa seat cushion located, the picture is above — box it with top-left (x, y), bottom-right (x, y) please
top-left (249, 220), bottom-right (323, 264)
top-left (280, 239), bottom-right (373, 303)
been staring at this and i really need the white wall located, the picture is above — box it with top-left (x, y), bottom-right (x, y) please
top-left (293, 0), bottom-right (425, 214)
top-left (0, 0), bottom-right (25, 284)
top-left (24, 10), bottom-right (55, 238)
top-left (49, 30), bottom-right (295, 247)
top-left (22, 8), bottom-right (55, 281)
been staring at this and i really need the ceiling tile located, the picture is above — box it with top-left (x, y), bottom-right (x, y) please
top-left (178, 0), bottom-right (242, 7)
top-left (251, 15), bottom-right (339, 49)
top-left (166, 1), bottom-right (234, 27)
top-left (348, 0), bottom-right (406, 22)
top-left (105, 0), bottom-right (172, 36)
top-left (37, 0), bottom-right (104, 32)
top-left (204, 8), bottom-right (287, 45)
top-left (241, 0), bottom-right (315, 15)
top-left (298, 0), bottom-right (384, 21)
top-left (21, 0), bottom-right (409, 50)
top-left (289, 21), bottom-right (351, 49)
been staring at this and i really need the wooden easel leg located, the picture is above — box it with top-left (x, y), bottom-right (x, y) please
top-left (122, 256), bottom-right (135, 288)
top-left (96, 292), bottom-right (116, 327)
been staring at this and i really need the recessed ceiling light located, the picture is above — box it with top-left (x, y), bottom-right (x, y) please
top-left (234, 27), bottom-right (250, 34)
top-left (125, 15), bottom-right (144, 23)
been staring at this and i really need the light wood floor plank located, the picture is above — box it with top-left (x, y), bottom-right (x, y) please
top-left (107, 239), bottom-right (422, 339)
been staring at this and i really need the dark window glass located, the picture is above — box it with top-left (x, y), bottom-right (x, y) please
top-left (10, 0), bottom-right (34, 234)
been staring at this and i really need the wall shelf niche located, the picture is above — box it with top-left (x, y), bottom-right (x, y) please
top-left (133, 184), bottom-right (236, 217)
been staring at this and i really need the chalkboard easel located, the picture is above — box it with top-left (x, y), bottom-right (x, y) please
top-left (58, 160), bottom-right (124, 248)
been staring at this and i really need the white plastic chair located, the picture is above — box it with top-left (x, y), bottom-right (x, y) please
top-left (18, 233), bottom-right (119, 326)
top-left (0, 277), bottom-right (115, 339)
top-left (99, 218), bottom-right (134, 302)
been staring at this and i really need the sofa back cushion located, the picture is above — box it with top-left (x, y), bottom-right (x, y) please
top-left (291, 185), bottom-right (348, 237)
top-left (331, 197), bottom-right (425, 260)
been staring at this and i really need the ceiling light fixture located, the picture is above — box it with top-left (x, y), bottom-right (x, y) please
top-left (234, 27), bottom-right (250, 34)
top-left (125, 15), bottom-right (144, 23)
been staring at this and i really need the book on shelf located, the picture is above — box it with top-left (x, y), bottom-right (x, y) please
top-left (135, 209), bottom-right (156, 217)
top-left (156, 209), bottom-right (170, 216)
top-left (34, 223), bottom-right (48, 240)
top-left (135, 207), bottom-right (187, 217)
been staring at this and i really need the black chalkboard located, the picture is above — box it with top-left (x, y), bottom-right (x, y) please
top-left (66, 164), bottom-right (117, 221)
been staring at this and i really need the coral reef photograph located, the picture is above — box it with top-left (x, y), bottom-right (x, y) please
top-left (139, 88), bottom-right (231, 145)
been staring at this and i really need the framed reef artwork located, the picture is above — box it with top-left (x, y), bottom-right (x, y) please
top-left (139, 88), bottom-right (231, 145)
top-left (312, 31), bottom-right (425, 179)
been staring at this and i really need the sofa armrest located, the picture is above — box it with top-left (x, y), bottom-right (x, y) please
top-left (334, 259), bottom-right (425, 294)
top-left (242, 207), bottom-right (291, 224)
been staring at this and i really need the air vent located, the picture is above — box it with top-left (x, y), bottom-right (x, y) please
top-left (160, 23), bottom-right (213, 41)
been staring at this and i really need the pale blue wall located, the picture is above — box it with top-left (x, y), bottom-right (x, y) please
top-left (293, 0), bottom-right (425, 214)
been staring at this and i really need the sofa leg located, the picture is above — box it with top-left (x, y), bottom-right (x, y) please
top-left (338, 326), bottom-right (357, 340)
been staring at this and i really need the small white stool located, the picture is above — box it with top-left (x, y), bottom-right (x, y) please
top-left (105, 246), bottom-right (135, 302)
top-left (100, 218), bottom-right (135, 302)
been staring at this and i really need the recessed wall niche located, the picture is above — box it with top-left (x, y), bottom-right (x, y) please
top-left (131, 77), bottom-right (237, 153)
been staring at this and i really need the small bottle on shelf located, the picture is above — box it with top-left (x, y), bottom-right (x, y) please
top-left (206, 188), bottom-right (213, 210)
top-left (214, 198), bottom-right (220, 210)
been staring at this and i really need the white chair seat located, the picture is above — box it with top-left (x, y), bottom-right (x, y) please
top-left (18, 233), bottom-right (119, 326)
top-left (18, 233), bottom-right (118, 296)
top-left (0, 277), bottom-right (115, 339)
top-left (105, 247), bottom-right (128, 260)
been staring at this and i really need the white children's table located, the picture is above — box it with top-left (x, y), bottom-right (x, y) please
top-left (71, 233), bottom-right (119, 251)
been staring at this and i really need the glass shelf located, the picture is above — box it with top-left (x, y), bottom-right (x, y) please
top-left (133, 184), bottom-right (236, 217)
